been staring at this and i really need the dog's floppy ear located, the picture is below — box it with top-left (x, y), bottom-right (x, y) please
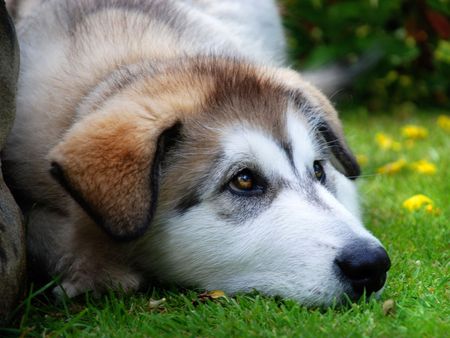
top-left (49, 110), bottom-right (180, 240)
top-left (316, 118), bottom-right (360, 179)
top-left (277, 69), bottom-right (361, 179)
top-left (276, 69), bottom-right (361, 179)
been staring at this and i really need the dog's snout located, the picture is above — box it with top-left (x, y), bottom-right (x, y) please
top-left (335, 241), bottom-right (391, 297)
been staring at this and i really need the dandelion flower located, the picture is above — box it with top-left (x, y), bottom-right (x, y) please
top-left (377, 159), bottom-right (407, 174)
top-left (375, 133), bottom-right (402, 151)
top-left (402, 194), bottom-right (433, 212)
top-left (410, 160), bottom-right (437, 175)
top-left (437, 115), bottom-right (450, 132)
top-left (401, 125), bottom-right (428, 140)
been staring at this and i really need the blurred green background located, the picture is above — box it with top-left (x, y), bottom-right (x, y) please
top-left (279, 0), bottom-right (450, 111)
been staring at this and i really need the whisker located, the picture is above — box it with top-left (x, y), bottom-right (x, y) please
top-left (350, 173), bottom-right (384, 179)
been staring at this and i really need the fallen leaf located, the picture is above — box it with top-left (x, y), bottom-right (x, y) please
top-left (208, 290), bottom-right (226, 299)
top-left (148, 297), bottom-right (166, 310)
top-left (382, 299), bottom-right (395, 316)
top-left (194, 290), bottom-right (227, 305)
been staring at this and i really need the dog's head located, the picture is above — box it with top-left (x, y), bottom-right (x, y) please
top-left (49, 58), bottom-right (390, 306)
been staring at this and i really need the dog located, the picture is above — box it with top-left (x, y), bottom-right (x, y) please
top-left (3, 0), bottom-right (390, 306)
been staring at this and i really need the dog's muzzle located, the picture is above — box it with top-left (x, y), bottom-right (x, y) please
top-left (335, 240), bottom-right (391, 299)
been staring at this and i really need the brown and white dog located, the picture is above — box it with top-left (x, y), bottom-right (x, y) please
top-left (3, 0), bottom-right (390, 306)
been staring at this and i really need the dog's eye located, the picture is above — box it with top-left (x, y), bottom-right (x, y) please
top-left (313, 161), bottom-right (326, 183)
top-left (230, 169), bottom-right (254, 191)
top-left (228, 169), bottom-right (264, 195)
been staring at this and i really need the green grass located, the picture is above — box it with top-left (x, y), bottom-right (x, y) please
top-left (2, 109), bottom-right (449, 337)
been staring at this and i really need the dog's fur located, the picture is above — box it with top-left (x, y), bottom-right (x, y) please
top-left (3, 0), bottom-right (388, 306)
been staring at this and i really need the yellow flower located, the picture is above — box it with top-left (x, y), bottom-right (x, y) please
top-left (375, 133), bottom-right (402, 151)
top-left (377, 159), bottom-right (407, 174)
top-left (401, 125), bottom-right (428, 140)
top-left (437, 115), bottom-right (450, 132)
top-left (356, 154), bottom-right (368, 166)
top-left (402, 194), bottom-right (433, 212)
top-left (410, 160), bottom-right (437, 175)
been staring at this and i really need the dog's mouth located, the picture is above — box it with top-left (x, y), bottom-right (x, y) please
top-left (350, 273), bottom-right (387, 296)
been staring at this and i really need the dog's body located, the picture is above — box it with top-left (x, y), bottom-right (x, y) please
top-left (3, 0), bottom-right (390, 306)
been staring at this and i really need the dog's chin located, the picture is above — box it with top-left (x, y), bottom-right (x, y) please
top-left (334, 283), bottom-right (387, 307)
top-left (211, 278), bottom-right (386, 308)
top-left (193, 272), bottom-right (350, 308)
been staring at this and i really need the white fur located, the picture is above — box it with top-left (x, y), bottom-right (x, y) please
top-left (286, 110), bottom-right (317, 175)
top-left (137, 119), bottom-right (382, 306)
top-left (5, 0), bottom-right (387, 305)
top-left (222, 126), bottom-right (295, 181)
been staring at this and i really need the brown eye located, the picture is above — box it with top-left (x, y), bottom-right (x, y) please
top-left (313, 160), bottom-right (326, 183)
top-left (231, 169), bottom-right (254, 190)
top-left (228, 169), bottom-right (264, 195)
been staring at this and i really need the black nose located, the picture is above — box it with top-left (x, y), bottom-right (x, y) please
top-left (335, 241), bottom-right (391, 297)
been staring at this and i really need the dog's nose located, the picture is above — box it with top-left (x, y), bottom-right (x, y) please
top-left (335, 241), bottom-right (391, 297)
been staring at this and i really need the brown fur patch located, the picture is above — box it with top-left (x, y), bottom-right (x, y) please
top-left (47, 59), bottom-right (219, 239)
top-left (49, 110), bottom-right (170, 239)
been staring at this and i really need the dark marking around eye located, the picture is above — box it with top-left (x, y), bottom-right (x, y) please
top-left (280, 141), bottom-right (296, 175)
top-left (176, 191), bottom-right (200, 214)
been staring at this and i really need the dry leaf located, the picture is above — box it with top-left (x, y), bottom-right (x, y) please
top-left (208, 290), bottom-right (226, 299)
top-left (148, 297), bottom-right (166, 310)
top-left (382, 299), bottom-right (395, 316)
top-left (194, 290), bottom-right (227, 305)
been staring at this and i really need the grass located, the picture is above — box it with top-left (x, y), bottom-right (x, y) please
top-left (2, 109), bottom-right (449, 337)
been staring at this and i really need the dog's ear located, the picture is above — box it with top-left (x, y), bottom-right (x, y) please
top-left (306, 88), bottom-right (360, 179)
top-left (49, 110), bottom-right (181, 240)
top-left (316, 118), bottom-right (360, 179)
top-left (276, 69), bottom-right (360, 179)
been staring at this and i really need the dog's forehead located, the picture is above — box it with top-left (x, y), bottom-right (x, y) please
top-left (220, 105), bottom-right (318, 178)
top-left (160, 71), bottom-right (325, 210)
top-left (179, 70), bottom-right (322, 177)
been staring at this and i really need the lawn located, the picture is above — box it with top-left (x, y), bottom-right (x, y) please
top-left (2, 109), bottom-right (449, 337)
